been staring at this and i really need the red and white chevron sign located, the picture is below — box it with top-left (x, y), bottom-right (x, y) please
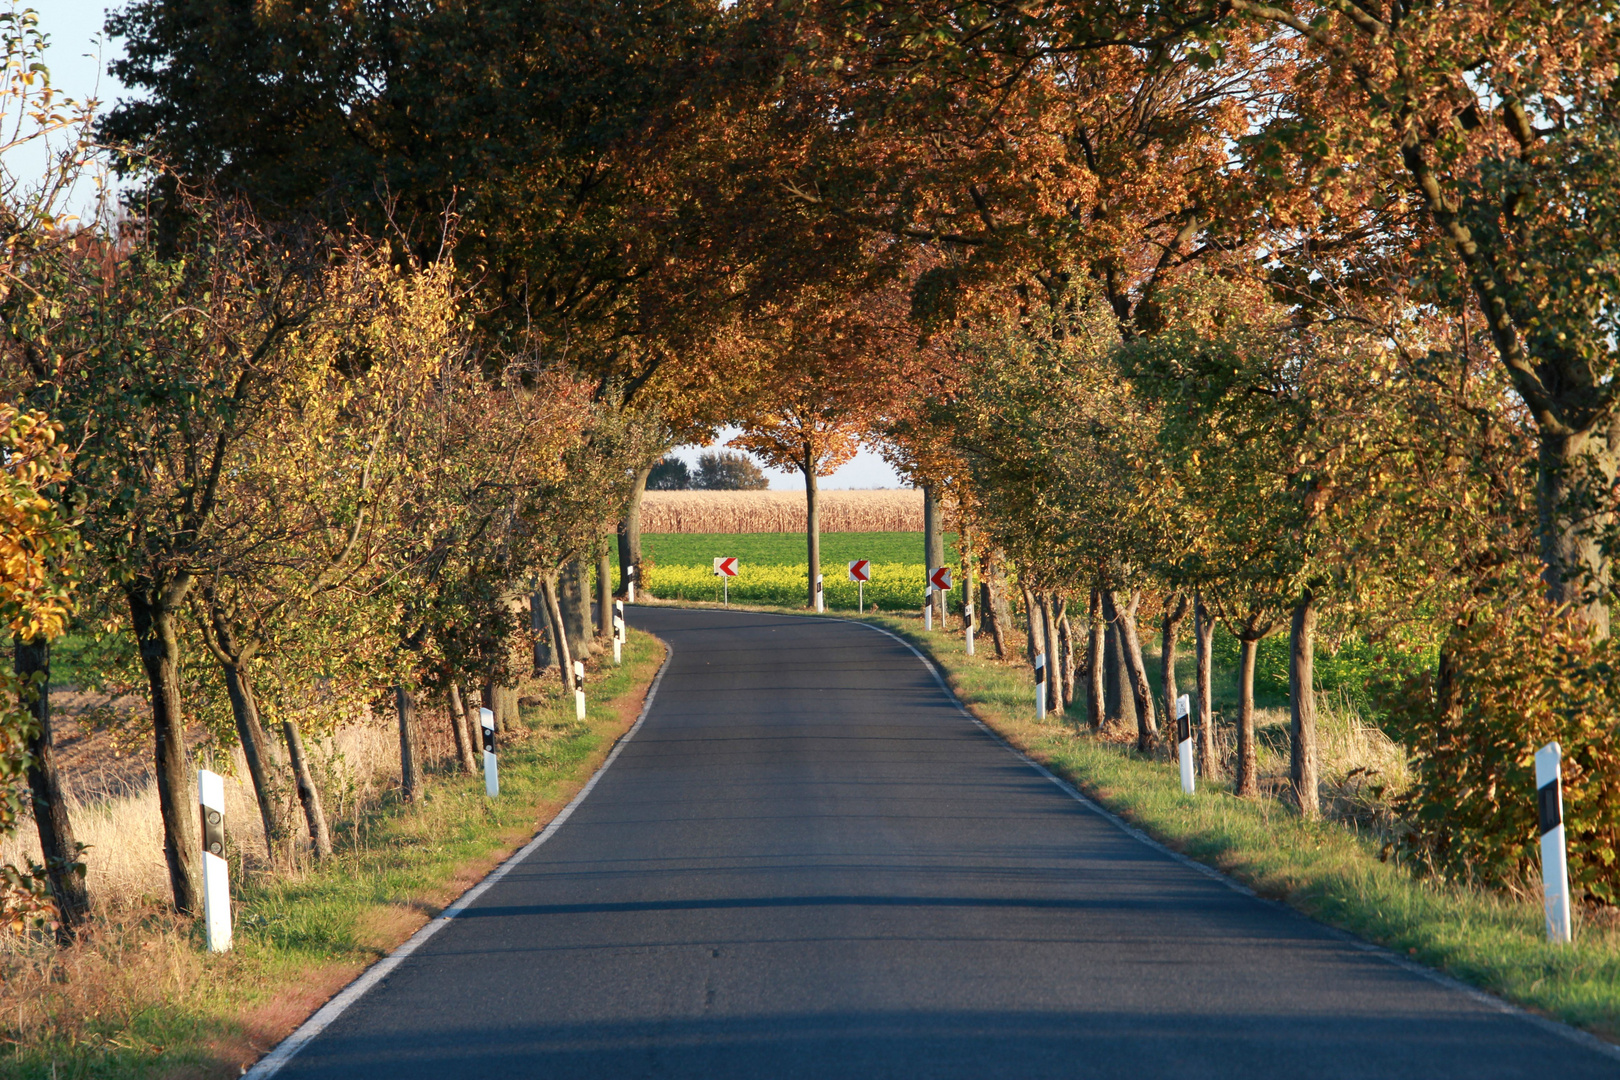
top-left (928, 566), bottom-right (953, 591)
top-left (848, 559), bottom-right (871, 582)
top-left (713, 556), bottom-right (739, 577)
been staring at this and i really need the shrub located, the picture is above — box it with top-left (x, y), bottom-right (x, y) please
top-left (1385, 593), bottom-right (1620, 904)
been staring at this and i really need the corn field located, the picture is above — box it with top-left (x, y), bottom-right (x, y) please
top-left (641, 490), bottom-right (925, 533)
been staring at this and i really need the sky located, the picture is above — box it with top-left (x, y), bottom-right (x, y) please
top-left (28, 2), bottom-right (907, 491)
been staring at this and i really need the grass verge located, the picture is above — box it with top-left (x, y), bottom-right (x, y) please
top-left (641, 595), bottom-right (1620, 1042)
top-left (2, 629), bottom-right (665, 1080)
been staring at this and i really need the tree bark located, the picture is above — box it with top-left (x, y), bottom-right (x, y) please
top-left (396, 686), bottom-right (422, 802)
top-left (596, 536), bottom-right (613, 641)
top-left (560, 559), bottom-right (594, 657)
top-left (1109, 590), bottom-right (1158, 751)
top-left (128, 588), bottom-right (202, 915)
top-left (16, 637), bottom-right (88, 935)
top-left (448, 683), bottom-right (475, 775)
top-left (541, 573), bottom-right (575, 696)
top-left (1537, 409), bottom-right (1618, 638)
top-left (923, 485), bottom-right (945, 623)
top-left (804, 455), bottom-right (821, 608)
top-left (1100, 591), bottom-right (1138, 734)
top-left (1056, 595), bottom-right (1076, 708)
top-left (282, 718), bottom-right (332, 857)
top-left (1289, 589), bottom-right (1320, 818)
top-left (981, 552), bottom-right (1011, 659)
top-left (1086, 589), bottom-right (1105, 732)
top-left (1038, 591), bottom-right (1061, 713)
top-left (1194, 593), bottom-right (1218, 778)
top-left (1236, 630), bottom-right (1262, 798)
top-left (531, 586), bottom-right (552, 674)
top-left (1160, 593), bottom-right (1189, 741)
top-left (1022, 581), bottom-right (1044, 671)
top-left (617, 462), bottom-right (653, 598)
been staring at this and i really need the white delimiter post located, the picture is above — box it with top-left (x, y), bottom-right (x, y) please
top-left (573, 660), bottom-right (587, 720)
top-left (626, 564), bottom-right (637, 604)
top-left (197, 768), bottom-right (232, 952)
top-left (480, 707), bottom-right (499, 798)
top-left (1176, 693), bottom-right (1195, 794)
top-left (815, 574), bottom-right (824, 613)
top-left (613, 600), bottom-right (625, 666)
top-left (1034, 652), bottom-right (1047, 721)
top-left (924, 586), bottom-right (933, 631)
top-left (1536, 742), bottom-right (1572, 943)
top-left (964, 602), bottom-right (975, 656)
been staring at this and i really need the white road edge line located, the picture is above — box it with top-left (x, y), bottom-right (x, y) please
top-left (243, 642), bottom-right (675, 1079)
top-left (848, 617), bottom-right (1620, 1065)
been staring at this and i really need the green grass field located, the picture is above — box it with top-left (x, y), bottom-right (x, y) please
top-left (643, 530), bottom-right (957, 569)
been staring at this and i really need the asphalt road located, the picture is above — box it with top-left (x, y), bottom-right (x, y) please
top-left (270, 606), bottom-right (1618, 1078)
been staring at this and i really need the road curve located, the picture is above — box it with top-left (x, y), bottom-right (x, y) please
top-left (269, 606), bottom-right (1617, 1078)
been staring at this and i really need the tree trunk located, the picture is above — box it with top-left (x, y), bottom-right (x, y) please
top-left (1538, 422), bottom-right (1617, 638)
top-left (617, 462), bottom-right (653, 598)
top-left (1038, 591), bottom-right (1061, 713)
top-left (924, 485), bottom-right (945, 623)
top-left (596, 537), bottom-right (613, 641)
top-left (1056, 595), bottom-right (1076, 707)
top-left (541, 574), bottom-right (575, 696)
top-left (448, 683), bottom-right (475, 775)
top-left (128, 589), bottom-right (202, 916)
top-left (560, 560), bottom-right (594, 657)
top-left (1236, 633), bottom-right (1261, 798)
top-left (1101, 592), bottom-right (1137, 732)
top-left (804, 457), bottom-right (821, 608)
top-left (1289, 589), bottom-right (1320, 818)
top-left (1109, 590), bottom-right (1157, 751)
top-left (982, 552), bottom-right (1011, 659)
top-left (217, 660), bottom-right (289, 858)
top-left (1194, 593), bottom-right (1218, 778)
top-left (1160, 594), bottom-right (1189, 741)
top-left (282, 718), bottom-right (332, 857)
top-left (1022, 581), bottom-right (1044, 671)
top-left (396, 686), bottom-right (422, 802)
top-left (1086, 589), bottom-right (1105, 732)
top-left (531, 586), bottom-right (552, 674)
top-left (16, 637), bottom-right (88, 935)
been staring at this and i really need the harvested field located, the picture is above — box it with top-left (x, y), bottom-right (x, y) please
top-left (642, 489), bottom-right (925, 533)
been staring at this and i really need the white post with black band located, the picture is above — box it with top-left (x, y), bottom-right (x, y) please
top-left (574, 660), bottom-right (587, 720)
top-left (1176, 693), bottom-right (1195, 794)
top-left (626, 563), bottom-right (637, 604)
top-left (198, 768), bottom-right (232, 952)
top-left (924, 585), bottom-right (933, 631)
top-left (1536, 741), bottom-right (1572, 943)
top-left (481, 707), bottom-right (499, 798)
top-left (613, 600), bottom-right (625, 666)
top-left (964, 602), bottom-right (975, 656)
top-left (815, 573), bottom-right (824, 613)
top-left (1034, 652), bottom-right (1047, 721)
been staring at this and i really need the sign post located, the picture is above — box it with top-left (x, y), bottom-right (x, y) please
top-left (713, 556), bottom-right (738, 605)
top-left (1536, 742), bottom-right (1572, 943)
top-left (848, 560), bottom-right (870, 612)
top-left (1176, 694), bottom-right (1195, 794)
top-left (1034, 652), bottom-right (1047, 720)
top-left (198, 768), bottom-right (232, 952)
top-left (480, 707), bottom-right (499, 798)
top-left (612, 600), bottom-right (625, 665)
top-left (625, 563), bottom-right (636, 604)
top-left (815, 573), bottom-right (824, 613)
top-left (927, 567), bottom-right (952, 630)
top-left (573, 660), bottom-right (586, 720)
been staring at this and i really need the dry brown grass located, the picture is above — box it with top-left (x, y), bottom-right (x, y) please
top-left (642, 488), bottom-right (925, 533)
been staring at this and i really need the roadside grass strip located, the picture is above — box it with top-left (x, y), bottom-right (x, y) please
top-left (866, 612), bottom-right (1620, 1044)
top-left (2, 630), bottom-right (665, 1080)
